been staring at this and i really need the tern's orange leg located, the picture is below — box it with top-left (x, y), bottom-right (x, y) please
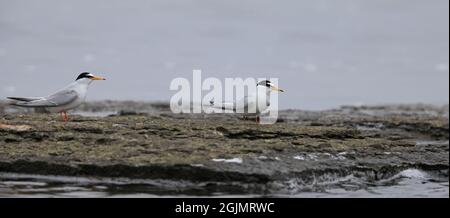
top-left (63, 112), bottom-right (69, 122)
top-left (60, 112), bottom-right (69, 122)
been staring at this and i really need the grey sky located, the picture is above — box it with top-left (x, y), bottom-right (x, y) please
top-left (0, 0), bottom-right (448, 109)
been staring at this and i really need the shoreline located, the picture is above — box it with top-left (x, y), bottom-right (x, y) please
top-left (0, 101), bottom-right (448, 195)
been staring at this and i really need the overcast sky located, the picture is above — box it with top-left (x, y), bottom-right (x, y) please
top-left (0, 0), bottom-right (448, 110)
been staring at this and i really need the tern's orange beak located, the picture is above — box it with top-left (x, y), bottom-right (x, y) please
top-left (91, 76), bottom-right (106, 81)
top-left (271, 86), bottom-right (284, 92)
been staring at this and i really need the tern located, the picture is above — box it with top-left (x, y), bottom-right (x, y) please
top-left (7, 72), bottom-right (106, 121)
top-left (209, 80), bottom-right (284, 122)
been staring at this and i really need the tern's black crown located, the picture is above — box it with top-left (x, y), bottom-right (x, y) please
top-left (76, 72), bottom-right (93, 81)
top-left (257, 80), bottom-right (272, 87)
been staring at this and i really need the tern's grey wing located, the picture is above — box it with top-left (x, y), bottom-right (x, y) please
top-left (210, 99), bottom-right (236, 112)
top-left (7, 97), bottom-right (45, 102)
top-left (13, 90), bottom-right (78, 107)
top-left (46, 89), bottom-right (79, 106)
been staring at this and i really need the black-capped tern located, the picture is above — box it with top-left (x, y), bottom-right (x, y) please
top-left (210, 80), bottom-right (284, 122)
top-left (7, 72), bottom-right (106, 121)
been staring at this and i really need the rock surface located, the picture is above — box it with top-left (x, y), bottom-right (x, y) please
top-left (0, 102), bottom-right (448, 194)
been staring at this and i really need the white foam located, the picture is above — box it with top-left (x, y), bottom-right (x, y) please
top-left (212, 158), bottom-right (243, 164)
top-left (293, 155), bottom-right (305, 160)
top-left (307, 154), bottom-right (318, 160)
top-left (258, 156), bottom-right (268, 160)
top-left (332, 155), bottom-right (347, 160)
top-left (399, 169), bottom-right (429, 180)
top-left (3, 181), bottom-right (47, 186)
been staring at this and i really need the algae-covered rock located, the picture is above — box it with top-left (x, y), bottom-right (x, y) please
top-left (0, 103), bottom-right (448, 188)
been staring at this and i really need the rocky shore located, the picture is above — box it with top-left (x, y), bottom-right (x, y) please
top-left (0, 101), bottom-right (448, 195)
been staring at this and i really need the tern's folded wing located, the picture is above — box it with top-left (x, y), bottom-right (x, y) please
top-left (13, 90), bottom-right (78, 107)
top-left (209, 100), bottom-right (236, 112)
top-left (7, 97), bottom-right (45, 102)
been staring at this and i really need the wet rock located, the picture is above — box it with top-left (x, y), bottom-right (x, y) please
top-left (57, 135), bottom-right (76, 142)
top-left (71, 126), bottom-right (104, 134)
top-left (4, 137), bottom-right (20, 143)
top-left (0, 103), bottom-right (447, 188)
top-left (115, 110), bottom-right (148, 116)
top-left (96, 138), bottom-right (116, 145)
top-left (0, 124), bottom-right (33, 132)
top-left (369, 144), bottom-right (389, 150)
